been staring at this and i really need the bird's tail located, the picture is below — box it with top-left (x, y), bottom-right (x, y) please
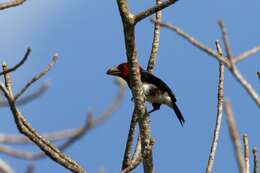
top-left (171, 103), bottom-right (185, 126)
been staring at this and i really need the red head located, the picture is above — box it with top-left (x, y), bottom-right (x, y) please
top-left (106, 63), bottom-right (130, 79)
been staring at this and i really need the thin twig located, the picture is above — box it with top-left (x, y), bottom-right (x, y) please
top-left (122, 135), bottom-right (142, 173)
top-left (0, 0), bottom-right (26, 10)
top-left (218, 21), bottom-right (233, 59)
top-left (0, 82), bottom-right (49, 107)
top-left (154, 20), bottom-right (260, 107)
top-left (147, 0), bottom-right (162, 73)
top-left (224, 100), bottom-right (245, 173)
top-left (134, 0), bottom-right (177, 24)
top-left (229, 64), bottom-right (260, 106)
top-left (150, 19), bottom-right (230, 67)
top-left (243, 134), bottom-right (250, 173)
top-left (0, 64), bottom-right (86, 173)
top-left (0, 48), bottom-right (31, 76)
top-left (14, 53), bottom-right (58, 100)
top-left (121, 110), bottom-right (139, 170)
top-left (205, 40), bottom-right (225, 173)
top-left (234, 46), bottom-right (260, 64)
top-left (253, 147), bottom-right (259, 173)
top-left (0, 79), bottom-right (125, 160)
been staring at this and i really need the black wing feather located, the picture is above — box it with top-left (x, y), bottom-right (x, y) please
top-left (141, 69), bottom-right (185, 126)
top-left (140, 70), bottom-right (176, 102)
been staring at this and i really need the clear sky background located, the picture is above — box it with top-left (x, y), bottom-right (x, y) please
top-left (0, 0), bottom-right (260, 172)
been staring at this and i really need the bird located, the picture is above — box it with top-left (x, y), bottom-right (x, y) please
top-left (106, 62), bottom-right (185, 126)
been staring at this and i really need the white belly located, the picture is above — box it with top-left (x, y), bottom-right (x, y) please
top-left (142, 83), bottom-right (172, 106)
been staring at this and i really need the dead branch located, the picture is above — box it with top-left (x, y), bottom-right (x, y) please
top-left (0, 0), bottom-right (26, 10)
top-left (234, 46), bottom-right (260, 64)
top-left (0, 82), bottom-right (49, 107)
top-left (150, 19), bottom-right (230, 67)
top-left (134, 0), bottom-right (177, 24)
top-left (116, 0), bottom-right (157, 172)
top-left (218, 21), bottom-right (233, 59)
top-left (152, 20), bottom-right (260, 106)
top-left (253, 147), bottom-right (259, 173)
top-left (147, 0), bottom-right (162, 73)
top-left (14, 53), bottom-right (58, 100)
top-left (205, 41), bottom-right (225, 173)
top-left (0, 64), bottom-right (86, 173)
top-left (0, 79), bottom-right (125, 161)
top-left (224, 100), bottom-right (245, 173)
top-left (121, 110), bottom-right (138, 170)
top-left (243, 134), bottom-right (250, 173)
top-left (0, 48), bottom-right (31, 77)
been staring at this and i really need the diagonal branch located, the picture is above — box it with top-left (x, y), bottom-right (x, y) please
top-left (150, 19), bottom-right (231, 67)
top-left (14, 53), bottom-right (58, 100)
top-left (229, 64), bottom-right (260, 106)
top-left (0, 158), bottom-right (13, 173)
top-left (218, 21), bottom-right (233, 59)
top-left (0, 83), bottom-right (49, 107)
top-left (205, 40), bottom-right (225, 173)
top-left (121, 110), bottom-right (139, 170)
top-left (0, 0), bottom-right (26, 10)
top-left (122, 135), bottom-right (142, 173)
top-left (0, 48), bottom-right (31, 77)
top-left (147, 0), bottom-right (162, 73)
top-left (224, 100), bottom-right (245, 173)
top-left (153, 20), bottom-right (260, 107)
top-left (0, 64), bottom-right (86, 173)
top-left (134, 0), bottom-right (177, 24)
top-left (234, 46), bottom-right (260, 64)
top-left (0, 79), bottom-right (125, 161)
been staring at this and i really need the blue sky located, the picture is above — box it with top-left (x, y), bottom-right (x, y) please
top-left (0, 0), bottom-right (260, 172)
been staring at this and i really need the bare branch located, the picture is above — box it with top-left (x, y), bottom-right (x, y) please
top-left (234, 46), bottom-right (260, 64)
top-left (243, 134), bottom-right (250, 173)
top-left (134, 0), bottom-right (177, 24)
top-left (218, 21), bottom-right (233, 59)
top-left (0, 64), bottom-right (86, 173)
top-left (257, 71), bottom-right (260, 79)
top-left (0, 48), bottom-right (31, 76)
top-left (15, 53), bottom-right (58, 100)
top-left (205, 40), bottom-right (225, 173)
top-left (122, 135), bottom-right (142, 173)
top-left (0, 83), bottom-right (49, 107)
top-left (117, 0), bottom-right (154, 172)
top-left (0, 121), bottom-right (84, 145)
top-left (0, 0), bottom-right (26, 10)
top-left (154, 20), bottom-right (260, 107)
top-left (151, 19), bottom-right (231, 68)
top-left (0, 158), bottom-right (13, 173)
top-left (253, 147), bottom-right (259, 173)
top-left (0, 79), bottom-right (125, 161)
top-left (121, 110), bottom-right (138, 170)
top-left (229, 64), bottom-right (260, 106)
top-left (147, 0), bottom-right (162, 73)
top-left (224, 100), bottom-right (245, 173)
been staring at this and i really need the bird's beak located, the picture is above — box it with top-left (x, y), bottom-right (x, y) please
top-left (106, 66), bottom-right (121, 76)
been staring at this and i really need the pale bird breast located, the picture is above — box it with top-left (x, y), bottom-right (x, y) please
top-left (142, 83), bottom-right (172, 105)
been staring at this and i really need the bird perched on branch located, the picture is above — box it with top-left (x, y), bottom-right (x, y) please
top-left (106, 62), bottom-right (185, 126)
